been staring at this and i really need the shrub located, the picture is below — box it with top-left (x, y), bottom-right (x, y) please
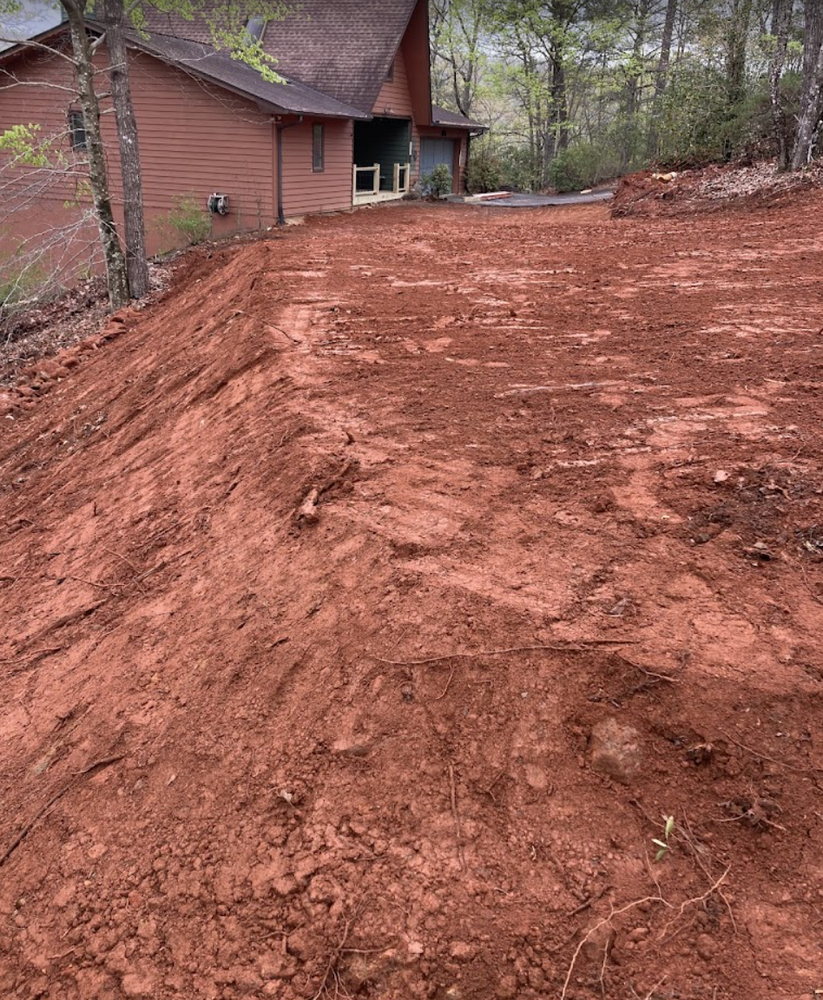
top-left (421, 163), bottom-right (453, 198)
top-left (0, 247), bottom-right (52, 312)
top-left (654, 67), bottom-right (781, 168)
top-left (162, 194), bottom-right (212, 248)
top-left (466, 138), bottom-right (502, 193)
top-left (548, 141), bottom-right (621, 193)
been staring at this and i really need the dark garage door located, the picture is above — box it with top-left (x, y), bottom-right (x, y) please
top-left (419, 138), bottom-right (456, 181)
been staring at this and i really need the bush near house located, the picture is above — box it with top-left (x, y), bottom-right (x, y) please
top-left (421, 163), bottom-right (452, 198)
top-left (466, 138), bottom-right (502, 193)
top-left (160, 195), bottom-right (212, 249)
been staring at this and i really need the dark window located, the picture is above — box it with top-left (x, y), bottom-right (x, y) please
top-left (312, 124), bottom-right (324, 172)
top-left (245, 16), bottom-right (266, 42)
top-left (68, 110), bottom-right (87, 151)
top-left (386, 58), bottom-right (394, 82)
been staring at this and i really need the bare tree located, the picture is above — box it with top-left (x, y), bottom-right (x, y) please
top-left (769, 0), bottom-right (794, 170)
top-left (791, 0), bottom-right (823, 169)
top-left (60, 0), bottom-right (129, 309)
top-left (104, 0), bottom-right (150, 299)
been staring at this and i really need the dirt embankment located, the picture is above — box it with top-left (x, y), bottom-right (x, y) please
top-left (1, 197), bottom-right (823, 1000)
top-left (611, 161), bottom-right (823, 218)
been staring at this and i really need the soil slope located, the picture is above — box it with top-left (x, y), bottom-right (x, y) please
top-left (1, 198), bottom-right (823, 1000)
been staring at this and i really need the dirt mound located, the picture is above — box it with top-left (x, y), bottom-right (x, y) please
top-left (2, 200), bottom-right (823, 1000)
top-left (612, 161), bottom-right (823, 217)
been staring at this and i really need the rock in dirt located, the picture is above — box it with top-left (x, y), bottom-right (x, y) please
top-left (581, 923), bottom-right (616, 966)
top-left (590, 717), bottom-right (642, 784)
top-left (295, 487), bottom-right (320, 524)
top-left (696, 933), bottom-right (716, 961)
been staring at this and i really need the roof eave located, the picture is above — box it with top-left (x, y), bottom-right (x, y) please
top-left (122, 32), bottom-right (368, 120)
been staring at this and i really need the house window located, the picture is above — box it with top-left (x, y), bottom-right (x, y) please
top-left (386, 58), bottom-right (394, 82)
top-left (312, 124), bottom-right (324, 172)
top-left (67, 110), bottom-right (87, 151)
top-left (245, 16), bottom-right (266, 42)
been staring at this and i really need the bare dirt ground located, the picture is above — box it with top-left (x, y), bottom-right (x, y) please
top-left (1, 194), bottom-right (823, 1000)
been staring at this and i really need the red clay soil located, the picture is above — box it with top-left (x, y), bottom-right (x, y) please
top-left (1, 196), bottom-right (823, 1000)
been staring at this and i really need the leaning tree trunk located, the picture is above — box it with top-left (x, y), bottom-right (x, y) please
top-left (769, 0), bottom-right (794, 171)
top-left (791, 0), bottom-right (823, 170)
top-left (61, 0), bottom-right (129, 310)
top-left (104, 0), bottom-right (150, 299)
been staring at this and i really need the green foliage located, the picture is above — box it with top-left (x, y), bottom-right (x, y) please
top-left (0, 238), bottom-right (50, 310)
top-left (466, 137), bottom-right (502, 193)
top-left (161, 194), bottom-right (212, 247)
top-left (652, 815), bottom-right (676, 862)
top-left (0, 123), bottom-right (67, 167)
top-left (493, 143), bottom-right (541, 192)
top-left (129, 0), bottom-right (290, 81)
top-left (548, 140), bottom-right (621, 192)
top-left (655, 69), bottom-right (778, 167)
top-left (421, 163), bottom-right (453, 198)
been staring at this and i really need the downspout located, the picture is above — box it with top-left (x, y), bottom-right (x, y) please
top-left (277, 114), bottom-right (303, 225)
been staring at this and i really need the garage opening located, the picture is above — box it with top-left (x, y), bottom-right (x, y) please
top-left (419, 137), bottom-right (456, 190)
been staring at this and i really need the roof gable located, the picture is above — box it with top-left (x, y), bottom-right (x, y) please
top-left (143, 0), bottom-right (422, 114)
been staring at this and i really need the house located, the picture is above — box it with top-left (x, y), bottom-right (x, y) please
top-left (0, 0), bottom-right (485, 265)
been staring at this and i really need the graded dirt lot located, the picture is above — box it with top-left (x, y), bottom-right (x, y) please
top-left (1, 196), bottom-right (822, 1000)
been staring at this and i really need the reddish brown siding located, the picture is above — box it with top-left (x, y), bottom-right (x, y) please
top-left (280, 117), bottom-right (353, 218)
top-left (123, 51), bottom-right (277, 249)
top-left (372, 46), bottom-right (413, 119)
top-left (0, 44), bottom-right (279, 259)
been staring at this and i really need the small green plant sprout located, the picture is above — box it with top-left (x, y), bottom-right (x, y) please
top-left (652, 815), bottom-right (675, 861)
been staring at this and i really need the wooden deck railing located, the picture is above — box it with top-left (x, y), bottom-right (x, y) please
top-left (353, 162), bottom-right (411, 201)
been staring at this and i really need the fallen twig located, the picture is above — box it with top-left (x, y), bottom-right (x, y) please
top-left (720, 730), bottom-right (822, 774)
top-left (561, 895), bottom-right (669, 1000)
top-left (0, 752), bottom-right (125, 868)
top-left (432, 663), bottom-right (455, 701)
top-left (373, 639), bottom-right (637, 666)
top-left (0, 646), bottom-right (63, 667)
top-left (310, 920), bottom-right (352, 1000)
top-left (448, 763), bottom-right (466, 871)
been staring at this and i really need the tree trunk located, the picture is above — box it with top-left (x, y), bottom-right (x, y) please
top-left (770, 0), bottom-right (794, 171)
top-left (647, 0), bottom-right (678, 158)
top-left (621, 0), bottom-right (650, 171)
top-left (61, 0), bottom-right (129, 310)
top-left (791, 0), bottom-right (823, 169)
top-left (104, 0), bottom-right (150, 299)
top-left (726, 0), bottom-right (754, 108)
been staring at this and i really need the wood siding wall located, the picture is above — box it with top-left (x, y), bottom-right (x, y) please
top-left (0, 44), bottom-right (281, 261)
top-left (280, 117), bottom-right (353, 217)
top-left (372, 46), bottom-right (414, 119)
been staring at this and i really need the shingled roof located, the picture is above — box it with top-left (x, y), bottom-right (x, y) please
top-left (432, 104), bottom-right (487, 131)
top-left (127, 31), bottom-right (369, 120)
top-left (143, 0), bottom-right (420, 114)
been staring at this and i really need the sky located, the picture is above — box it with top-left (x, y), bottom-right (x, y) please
top-left (0, 0), bottom-right (62, 50)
